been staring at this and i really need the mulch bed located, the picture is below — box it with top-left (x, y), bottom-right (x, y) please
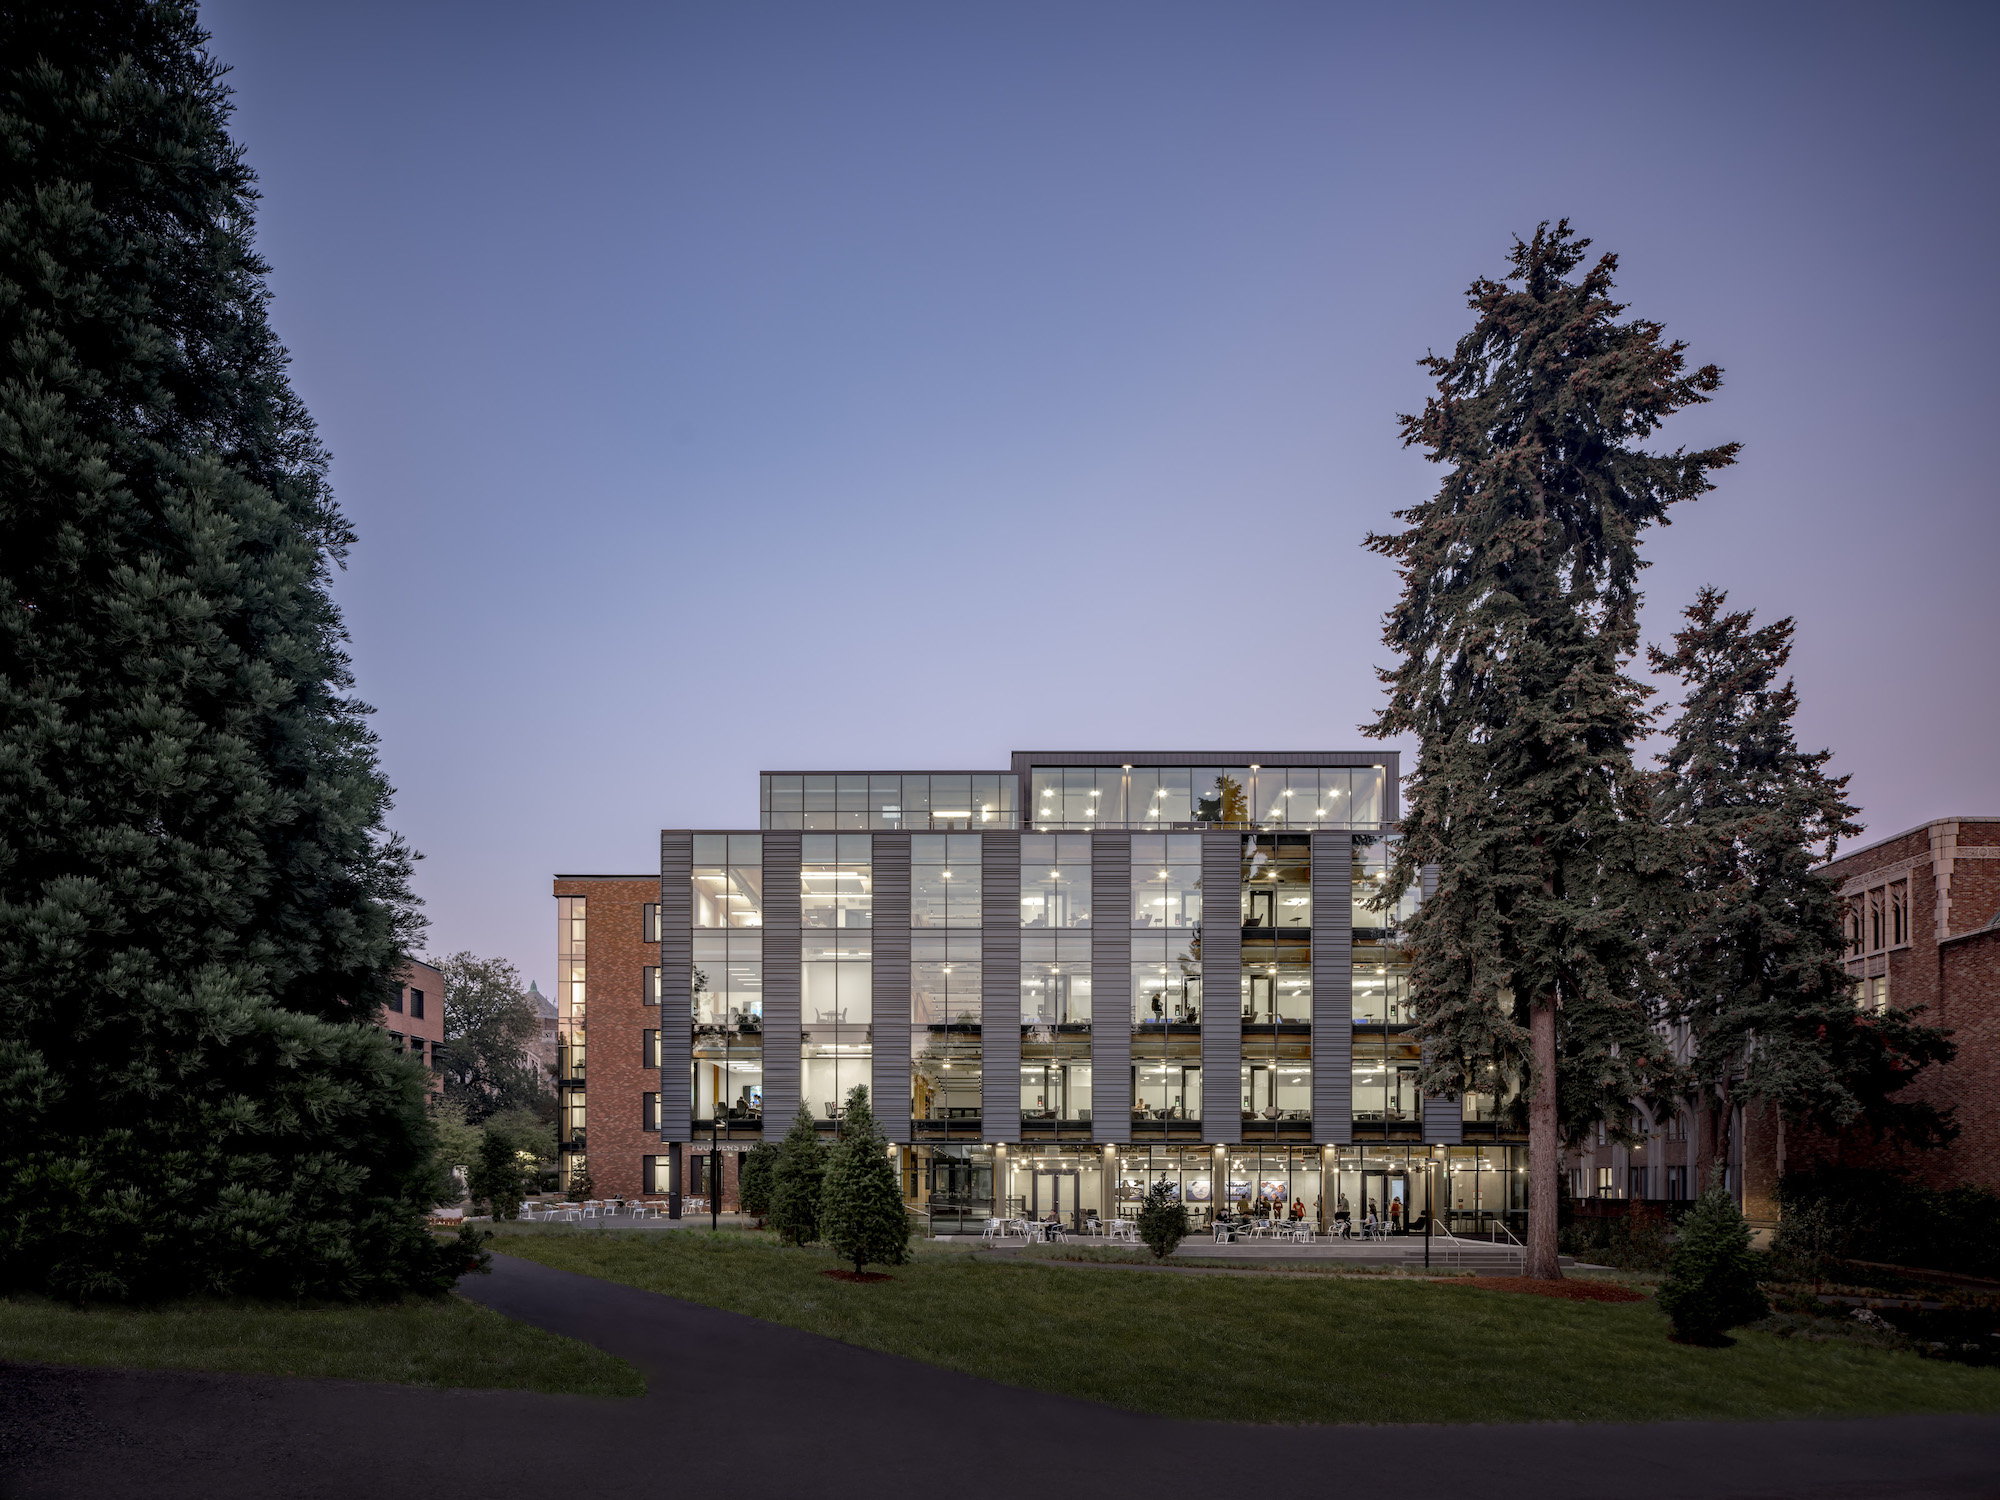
top-left (1455, 1276), bottom-right (1647, 1304)
top-left (820, 1269), bottom-right (894, 1283)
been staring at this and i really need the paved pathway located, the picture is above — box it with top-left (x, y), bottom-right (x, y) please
top-left (3, 1254), bottom-right (1997, 1498)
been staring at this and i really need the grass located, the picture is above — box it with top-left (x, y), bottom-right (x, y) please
top-left (0, 1291), bottom-right (643, 1397)
top-left (490, 1225), bottom-right (2000, 1424)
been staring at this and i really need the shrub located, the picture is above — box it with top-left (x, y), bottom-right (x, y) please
top-left (1137, 1179), bottom-right (1188, 1261)
top-left (818, 1086), bottom-right (910, 1274)
top-left (768, 1104), bottom-right (828, 1248)
top-left (1776, 1168), bottom-right (2000, 1280)
top-left (1657, 1180), bottom-right (1768, 1344)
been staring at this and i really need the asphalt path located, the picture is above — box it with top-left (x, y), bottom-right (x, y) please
top-left (2, 1253), bottom-right (1997, 1498)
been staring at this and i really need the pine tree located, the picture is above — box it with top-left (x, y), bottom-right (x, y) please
top-left (737, 1140), bottom-right (779, 1225)
top-left (818, 1086), bottom-right (910, 1274)
top-left (0, 3), bottom-right (460, 1300)
top-left (1366, 222), bottom-right (1739, 1279)
top-left (468, 1131), bottom-right (525, 1221)
top-left (768, 1103), bottom-right (829, 1248)
top-left (1656, 1176), bottom-right (1768, 1344)
top-left (1650, 589), bottom-right (1955, 1182)
top-left (1136, 1178), bottom-right (1189, 1260)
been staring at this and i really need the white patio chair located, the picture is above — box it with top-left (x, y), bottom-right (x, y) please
top-left (980, 1218), bottom-right (1004, 1245)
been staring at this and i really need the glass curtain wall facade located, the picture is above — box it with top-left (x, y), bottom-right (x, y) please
top-left (911, 835), bottom-right (982, 1138)
top-left (1031, 766), bottom-right (1384, 829)
top-left (802, 834), bottom-right (871, 1126)
top-left (556, 895), bottom-right (587, 1185)
top-left (638, 751), bottom-right (1538, 1232)
top-left (1130, 834), bottom-right (1204, 1136)
top-left (764, 774), bottom-right (1017, 830)
top-left (1020, 834), bottom-right (1092, 1139)
top-left (1240, 834), bottom-right (1312, 1139)
top-left (692, 835), bottom-right (763, 1139)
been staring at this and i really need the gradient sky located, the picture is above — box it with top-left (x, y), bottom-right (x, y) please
top-left (198, 0), bottom-right (2000, 992)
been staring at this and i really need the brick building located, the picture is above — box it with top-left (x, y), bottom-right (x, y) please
top-left (1736, 817), bottom-right (2000, 1220)
top-left (382, 957), bottom-right (444, 1093)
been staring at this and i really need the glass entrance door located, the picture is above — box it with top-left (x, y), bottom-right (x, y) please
top-left (1361, 1170), bottom-right (1408, 1234)
top-left (1031, 1169), bottom-right (1081, 1231)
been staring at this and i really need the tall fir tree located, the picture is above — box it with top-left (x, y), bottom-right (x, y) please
top-left (0, 2), bottom-right (467, 1298)
top-left (1649, 588), bottom-right (1954, 1179)
top-left (817, 1085), bottom-right (910, 1274)
top-left (768, 1103), bottom-right (829, 1248)
top-left (1366, 222), bottom-right (1738, 1278)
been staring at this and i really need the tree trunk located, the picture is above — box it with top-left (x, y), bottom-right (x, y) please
top-left (1526, 993), bottom-right (1563, 1281)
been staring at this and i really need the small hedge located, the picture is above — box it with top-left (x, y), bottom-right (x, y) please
top-left (1775, 1169), bottom-right (2000, 1280)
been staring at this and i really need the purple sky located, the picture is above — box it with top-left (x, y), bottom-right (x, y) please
top-left (199, 1), bottom-right (1999, 992)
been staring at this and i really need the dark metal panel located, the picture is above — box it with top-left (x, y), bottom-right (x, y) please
top-left (980, 834), bottom-right (1021, 1142)
top-left (871, 836), bottom-right (911, 1143)
top-left (761, 833), bottom-right (803, 1133)
top-left (1201, 831), bottom-right (1242, 1145)
top-left (1311, 832), bottom-right (1352, 1145)
top-left (1090, 833), bottom-right (1131, 1143)
top-left (1414, 861), bottom-right (1458, 1143)
top-left (659, 833), bottom-right (693, 1142)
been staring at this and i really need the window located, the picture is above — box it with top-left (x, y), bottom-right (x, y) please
top-left (1861, 973), bottom-right (1890, 1012)
top-left (802, 834), bottom-right (872, 930)
top-left (643, 966), bottom-right (660, 1005)
top-left (1868, 888), bottom-right (1885, 952)
top-left (911, 834), bottom-right (982, 928)
top-left (643, 1029), bottom-right (660, 1069)
top-left (762, 773), bottom-right (1017, 830)
top-left (1844, 899), bottom-right (1864, 958)
top-left (409, 987), bottom-right (425, 1020)
top-left (387, 986), bottom-right (403, 1014)
top-left (1019, 833), bottom-right (1092, 928)
top-left (692, 835), bottom-right (763, 928)
top-left (643, 1092), bottom-right (660, 1131)
top-left (1628, 1166), bottom-right (1647, 1200)
top-left (1665, 1165), bottom-right (1689, 1201)
top-left (643, 1155), bottom-right (671, 1194)
top-left (1596, 1166), bottom-right (1615, 1198)
top-left (912, 932), bottom-right (981, 1126)
top-left (1128, 834), bottom-right (1202, 929)
top-left (643, 904), bottom-right (661, 943)
top-left (1890, 881), bottom-right (1909, 946)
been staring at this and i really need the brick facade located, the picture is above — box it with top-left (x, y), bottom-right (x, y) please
top-left (1745, 817), bottom-right (2000, 1215)
top-left (382, 957), bottom-right (445, 1092)
top-left (553, 876), bottom-right (662, 1200)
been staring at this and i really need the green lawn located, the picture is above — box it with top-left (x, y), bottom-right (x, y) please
top-left (491, 1226), bottom-right (2000, 1423)
top-left (0, 1291), bottom-right (642, 1397)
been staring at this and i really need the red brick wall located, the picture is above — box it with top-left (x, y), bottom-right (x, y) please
top-left (1746, 820), bottom-right (2000, 1201)
top-left (380, 958), bottom-right (445, 1091)
top-left (553, 876), bottom-right (661, 1199)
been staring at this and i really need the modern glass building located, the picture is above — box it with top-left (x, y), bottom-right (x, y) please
top-left (555, 750), bottom-right (1527, 1236)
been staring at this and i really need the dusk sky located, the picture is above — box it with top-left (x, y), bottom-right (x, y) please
top-left (199, 1), bottom-right (1999, 992)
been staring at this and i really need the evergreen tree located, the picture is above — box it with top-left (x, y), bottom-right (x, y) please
top-left (737, 1140), bottom-right (779, 1225)
top-left (1656, 1176), bottom-right (1768, 1344)
top-left (438, 952), bottom-right (552, 1124)
top-left (768, 1103), bottom-right (829, 1248)
top-left (468, 1131), bottom-right (525, 1221)
top-left (818, 1086), bottom-right (909, 1274)
top-left (0, 2), bottom-right (465, 1300)
top-left (1366, 222), bottom-right (1738, 1278)
top-left (1649, 588), bottom-right (1954, 1179)
top-left (1136, 1178), bottom-right (1189, 1260)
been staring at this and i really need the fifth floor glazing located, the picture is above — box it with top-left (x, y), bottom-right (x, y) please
top-left (556, 751), bottom-right (1529, 1233)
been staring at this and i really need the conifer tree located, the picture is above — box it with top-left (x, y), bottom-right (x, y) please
top-left (0, 2), bottom-right (467, 1299)
top-left (1366, 222), bottom-right (1738, 1278)
top-left (1136, 1178), bottom-right (1189, 1260)
top-left (818, 1086), bottom-right (909, 1274)
top-left (1649, 588), bottom-right (1954, 1178)
top-left (1656, 1175), bottom-right (1768, 1344)
top-left (737, 1139), bottom-right (779, 1225)
top-left (768, 1103), bottom-right (829, 1248)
